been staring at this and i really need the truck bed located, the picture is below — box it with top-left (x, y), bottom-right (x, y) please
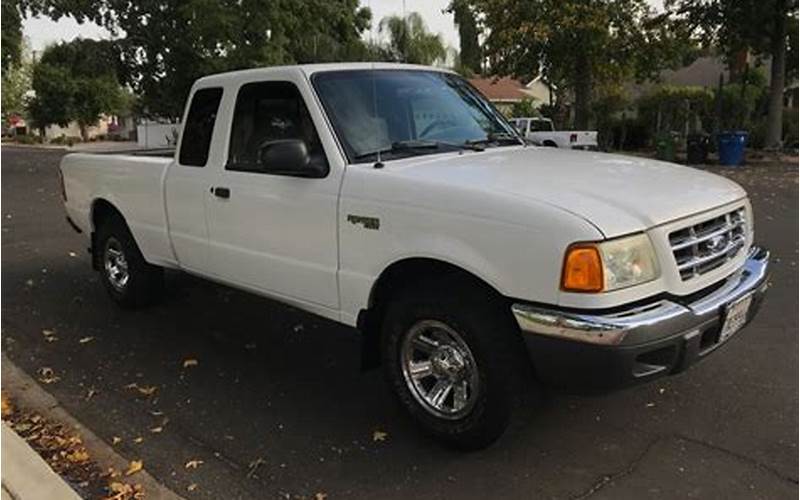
top-left (60, 152), bottom-right (176, 267)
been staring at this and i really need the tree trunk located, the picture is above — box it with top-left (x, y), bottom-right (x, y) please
top-left (79, 123), bottom-right (89, 142)
top-left (573, 55), bottom-right (592, 130)
top-left (764, 4), bottom-right (787, 149)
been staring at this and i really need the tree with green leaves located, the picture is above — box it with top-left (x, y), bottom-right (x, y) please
top-left (379, 12), bottom-right (447, 66)
top-left (27, 39), bottom-right (128, 140)
top-left (1, 0), bottom-right (23, 71)
top-left (472, 0), bottom-right (691, 129)
top-left (665, 0), bottom-right (799, 148)
top-left (447, 0), bottom-right (481, 74)
top-left (27, 0), bottom-right (372, 120)
top-left (1, 54), bottom-right (32, 123)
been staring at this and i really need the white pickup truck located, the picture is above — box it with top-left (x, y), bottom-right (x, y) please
top-left (60, 63), bottom-right (769, 449)
top-left (509, 116), bottom-right (598, 149)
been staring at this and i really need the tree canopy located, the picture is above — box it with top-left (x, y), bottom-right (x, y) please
top-left (2, 0), bottom-right (24, 71)
top-left (26, 0), bottom-right (372, 119)
top-left (471, 0), bottom-right (691, 129)
top-left (447, 0), bottom-right (481, 75)
top-left (665, 0), bottom-right (798, 146)
top-left (28, 39), bottom-right (128, 139)
top-left (379, 12), bottom-right (447, 66)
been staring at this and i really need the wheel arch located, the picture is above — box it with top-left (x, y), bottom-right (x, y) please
top-left (357, 257), bottom-right (511, 370)
top-left (89, 198), bottom-right (129, 270)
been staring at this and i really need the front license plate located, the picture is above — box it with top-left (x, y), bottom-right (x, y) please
top-left (719, 294), bottom-right (753, 343)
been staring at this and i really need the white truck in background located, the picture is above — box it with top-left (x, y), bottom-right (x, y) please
top-left (60, 63), bottom-right (769, 450)
top-left (510, 116), bottom-right (598, 150)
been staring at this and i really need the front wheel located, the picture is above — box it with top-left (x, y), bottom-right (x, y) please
top-left (382, 284), bottom-right (528, 450)
top-left (96, 214), bottom-right (163, 308)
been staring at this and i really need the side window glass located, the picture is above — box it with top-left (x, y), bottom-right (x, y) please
top-left (227, 81), bottom-right (327, 174)
top-left (178, 87), bottom-right (223, 166)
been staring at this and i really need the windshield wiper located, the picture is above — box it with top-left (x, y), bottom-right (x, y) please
top-left (466, 132), bottom-right (524, 147)
top-left (354, 140), bottom-right (483, 161)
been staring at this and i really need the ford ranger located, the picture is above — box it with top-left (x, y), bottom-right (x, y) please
top-left (60, 63), bottom-right (770, 449)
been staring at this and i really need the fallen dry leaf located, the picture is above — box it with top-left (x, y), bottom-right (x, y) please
top-left (66, 449), bottom-right (90, 463)
top-left (372, 430), bottom-right (388, 442)
top-left (315, 493), bottom-right (328, 500)
top-left (133, 437), bottom-right (144, 444)
top-left (246, 457), bottom-right (265, 478)
top-left (37, 367), bottom-right (60, 384)
top-left (124, 460), bottom-right (143, 476)
top-left (125, 383), bottom-right (158, 397)
top-left (85, 389), bottom-right (97, 401)
top-left (79, 336), bottom-right (94, 344)
top-left (1, 394), bottom-right (13, 417)
top-left (149, 426), bottom-right (163, 434)
top-left (112, 436), bottom-right (122, 445)
top-left (187, 483), bottom-right (198, 492)
top-left (137, 386), bottom-right (157, 397)
top-left (185, 459), bottom-right (204, 469)
top-left (182, 358), bottom-right (198, 368)
top-left (42, 329), bottom-right (58, 342)
top-left (109, 482), bottom-right (129, 493)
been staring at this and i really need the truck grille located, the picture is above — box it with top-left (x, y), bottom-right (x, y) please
top-left (668, 208), bottom-right (747, 281)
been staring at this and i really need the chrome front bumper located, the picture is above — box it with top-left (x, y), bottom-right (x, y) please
top-left (512, 246), bottom-right (770, 347)
top-left (511, 246), bottom-right (770, 392)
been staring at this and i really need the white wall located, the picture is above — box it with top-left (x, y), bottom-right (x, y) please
top-left (137, 123), bottom-right (181, 148)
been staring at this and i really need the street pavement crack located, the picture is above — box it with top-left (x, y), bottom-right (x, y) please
top-left (569, 432), bottom-right (798, 499)
top-left (569, 435), bottom-right (664, 500)
top-left (675, 433), bottom-right (799, 486)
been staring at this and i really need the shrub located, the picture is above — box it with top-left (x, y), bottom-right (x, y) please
top-left (637, 86), bottom-right (715, 143)
top-left (14, 134), bottom-right (43, 145)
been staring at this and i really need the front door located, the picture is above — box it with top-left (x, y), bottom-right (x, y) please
top-left (205, 79), bottom-right (341, 310)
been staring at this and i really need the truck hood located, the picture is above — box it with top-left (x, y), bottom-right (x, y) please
top-left (391, 146), bottom-right (747, 237)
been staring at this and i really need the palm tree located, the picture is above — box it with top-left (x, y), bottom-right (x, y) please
top-left (379, 12), bottom-right (447, 66)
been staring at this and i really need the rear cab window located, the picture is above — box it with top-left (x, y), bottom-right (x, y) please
top-left (178, 87), bottom-right (223, 166)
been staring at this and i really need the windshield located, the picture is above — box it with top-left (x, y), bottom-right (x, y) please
top-left (311, 69), bottom-right (521, 162)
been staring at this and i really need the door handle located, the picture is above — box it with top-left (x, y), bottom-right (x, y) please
top-left (212, 187), bottom-right (230, 199)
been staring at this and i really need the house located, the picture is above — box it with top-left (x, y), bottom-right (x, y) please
top-left (468, 77), bottom-right (529, 114)
top-left (469, 75), bottom-right (555, 116)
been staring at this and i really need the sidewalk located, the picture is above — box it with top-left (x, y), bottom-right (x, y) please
top-left (2, 421), bottom-right (81, 500)
top-left (2, 356), bottom-right (184, 500)
top-left (2, 140), bottom-right (151, 153)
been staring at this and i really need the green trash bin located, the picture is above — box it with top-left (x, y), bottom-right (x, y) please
top-left (655, 132), bottom-right (676, 162)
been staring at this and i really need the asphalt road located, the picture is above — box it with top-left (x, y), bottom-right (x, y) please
top-left (2, 146), bottom-right (797, 499)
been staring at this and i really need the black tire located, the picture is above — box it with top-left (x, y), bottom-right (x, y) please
top-left (95, 213), bottom-right (163, 308)
top-left (381, 277), bottom-right (529, 450)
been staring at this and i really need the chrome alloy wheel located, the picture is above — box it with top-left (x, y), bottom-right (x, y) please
top-left (103, 237), bottom-right (129, 292)
top-left (400, 320), bottom-right (480, 419)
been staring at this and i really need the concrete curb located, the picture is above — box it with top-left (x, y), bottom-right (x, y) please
top-left (2, 354), bottom-right (184, 500)
top-left (2, 421), bottom-right (82, 500)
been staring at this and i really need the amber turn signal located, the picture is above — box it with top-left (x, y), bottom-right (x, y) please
top-left (561, 245), bottom-right (604, 292)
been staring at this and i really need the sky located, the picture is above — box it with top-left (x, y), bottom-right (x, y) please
top-left (22, 0), bottom-right (664, 54)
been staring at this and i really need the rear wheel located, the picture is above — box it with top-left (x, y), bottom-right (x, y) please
top-left (96, 214), bottom-right (163, 308)
top-left (381, 281), bottom-right (529, 450)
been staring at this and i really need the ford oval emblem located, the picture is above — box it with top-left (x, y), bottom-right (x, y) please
top-left (706, 234), bottom-right (728, 253)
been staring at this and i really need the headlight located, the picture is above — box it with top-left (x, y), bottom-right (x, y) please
top-left (561, 233), bottom-right (660, 293)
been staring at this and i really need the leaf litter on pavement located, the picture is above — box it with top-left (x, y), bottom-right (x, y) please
top-left (1, 392), bottom-right (144, 499)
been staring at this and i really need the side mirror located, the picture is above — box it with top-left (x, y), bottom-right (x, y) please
top-left (258, 139), bottom-right (326, 178)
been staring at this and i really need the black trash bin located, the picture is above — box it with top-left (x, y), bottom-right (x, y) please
top-left (686, 133), bottom-right (709, 164)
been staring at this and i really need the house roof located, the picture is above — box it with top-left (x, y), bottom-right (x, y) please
top-left (468, 77), bottom-right (528, 102)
